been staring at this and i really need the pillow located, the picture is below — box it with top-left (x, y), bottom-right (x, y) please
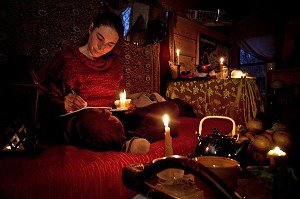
top-left (165, 97), bottom-right (196, 118)
top-left (128, 92), bottom-right (156, 107)
top-left (128, 92), bottom-right (166, 107)
top-left (132, 101), bottom-right (179, 143)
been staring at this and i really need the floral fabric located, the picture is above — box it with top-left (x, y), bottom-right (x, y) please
top-left (166, 78), bottom-right (265, 127)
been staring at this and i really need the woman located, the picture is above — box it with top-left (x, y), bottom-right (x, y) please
top-left (40, 11), bottom-right (179, 153)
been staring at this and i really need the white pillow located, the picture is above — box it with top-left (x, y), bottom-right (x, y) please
top-left (128, 92), bottom-right (166, 107)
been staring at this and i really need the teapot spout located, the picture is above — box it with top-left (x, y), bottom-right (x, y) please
top-left (233, 139), bottom-right (252, 168)
top-left (234, 139), bottom-right (252, 155)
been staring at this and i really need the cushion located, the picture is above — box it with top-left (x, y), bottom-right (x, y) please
top-left (128, 92), bottom-right (166, 107)
top-left (165, 97), bottom-right (196, 118)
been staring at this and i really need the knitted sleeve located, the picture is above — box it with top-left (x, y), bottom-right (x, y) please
top-left (41, 50), bottom-right (69, 116)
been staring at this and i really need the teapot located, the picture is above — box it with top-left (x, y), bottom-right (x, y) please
top-left (194, 116), bottom-right (251, 166)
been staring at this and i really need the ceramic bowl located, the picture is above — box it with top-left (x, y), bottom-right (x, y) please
top-left (152, 155), bottom-right (186, 182)
top-left (192, 156), bottom-right (241, 190)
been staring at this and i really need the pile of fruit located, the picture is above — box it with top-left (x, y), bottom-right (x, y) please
top-left (235, 119), bottom-right (293, 165)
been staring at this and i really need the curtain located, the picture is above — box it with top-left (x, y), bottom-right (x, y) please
top-left (230, 4), bottom-right (292, 63)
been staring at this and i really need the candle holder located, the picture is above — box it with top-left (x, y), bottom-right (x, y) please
top-left (114, 99), bottom-right (131, 110)
top-left (267, 147), bottom-right (287, 171)
top-left (269, 156), bottom-right (286, 171)
top-left (152, 156), bottom-right (185, 185)
top-left (221, 65), bottom-right (228, 79)
top-left (176, 64), bottom-right (181, 79)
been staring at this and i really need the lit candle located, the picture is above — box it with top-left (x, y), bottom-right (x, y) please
top-left (119, 89), bottom-right (126, 109)
top-left (219, 57), bottom-right (223, 71)
top-left (176, 49), bottom-right (180, 65)
top-left (220, 57), bottom-right (224, 66)
top-left (267, 146), bottom-right (286, 170)
top-left (163, 114), bottom-right (173, 157)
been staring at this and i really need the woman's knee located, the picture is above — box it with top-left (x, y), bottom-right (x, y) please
top-left (70, 109), bottom-right (126, 150)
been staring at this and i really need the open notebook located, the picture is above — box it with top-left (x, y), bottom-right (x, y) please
top-left (58, 106), bottom-right (128, 117)
top-left (58, 107), bottom-right (112, 117)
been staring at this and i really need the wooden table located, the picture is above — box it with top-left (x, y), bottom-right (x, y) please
top-left (123, 162), bottom-right (298, 199)
top-left (166, 78), bottom-right (265, 127)
top-left (142, 170), bottom-right (271, 199)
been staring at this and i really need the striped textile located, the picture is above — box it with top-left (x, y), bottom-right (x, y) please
top-left (0, 117), bottom-right (202, 199)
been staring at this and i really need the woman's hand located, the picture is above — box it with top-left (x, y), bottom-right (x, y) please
top-left (64, 93), bottom-right (87, 113)
top-left (125, 103), bottom-right (136, 114)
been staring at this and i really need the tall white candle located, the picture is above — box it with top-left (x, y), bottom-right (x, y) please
top-left (163, 114), bottom-right (173, 157)
top-left (176, 49), bottom-right (180, 65)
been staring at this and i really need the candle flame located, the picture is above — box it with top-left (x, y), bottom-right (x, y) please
top-left (176, 49), bottom-right (180, 55)
top-left (267, 146), bottom-right (286, 156)
top-left (120, 89), bottom-right (126, 100)
top-left (163, 114), bottom-right (169, 127)
top-left (220, 57), bottom-right (224, 64)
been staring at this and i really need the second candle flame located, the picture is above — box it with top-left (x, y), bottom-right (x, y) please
top-left (120, 89), bottom-right (126, 100)
top-left (163, 114), bottom-right (169, 127)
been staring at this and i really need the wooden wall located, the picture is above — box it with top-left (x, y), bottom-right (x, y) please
top-left (160, 14), bottom-right (230, 95)
top-left (170, 15), bottom-right (228, 72)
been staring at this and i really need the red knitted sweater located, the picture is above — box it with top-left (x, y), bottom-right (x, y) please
top-left (43, 45), bottom-right (124, 115)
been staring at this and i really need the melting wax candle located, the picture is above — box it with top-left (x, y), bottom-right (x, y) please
top-left (176, 49), bottom-right (180, 65)
top-left (220, 57), bottom-right (224, 67)
top-left (119, 90), bottom-right (126, 109)
top-left (267, 146), bottom-right (286, 170)
top-left (163, 114), bottom-right (173, 157)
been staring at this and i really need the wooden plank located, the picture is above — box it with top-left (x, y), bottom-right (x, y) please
top-left (180, 56), bottom-right (197, 72)
top-left (173, 34), bottom-right (197, 71)
top-left (174, 16), bottom-right (228, 42)
top-left (174, 34), bottom-right (196, 57)
top-left (174, 18), bottom-right (198, 40)
top-left (170, 15), bottom-right (228, 74)
top-left (196, 33), bottom-right (200, 65)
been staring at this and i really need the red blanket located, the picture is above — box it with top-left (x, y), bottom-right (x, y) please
top-left (0, 117), bottom-right (233, 199)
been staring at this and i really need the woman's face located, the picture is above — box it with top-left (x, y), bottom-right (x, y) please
top-left (87, 25), bottom-right (120, 59)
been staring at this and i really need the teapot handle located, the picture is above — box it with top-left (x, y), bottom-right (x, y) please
top-left (198, 116), bottom-right (236, 137)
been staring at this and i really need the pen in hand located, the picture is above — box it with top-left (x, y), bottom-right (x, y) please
top-left (69, 87), bottom-right (76, 95)
top-left (65, 82), bottom-right (77, 96)
top-left (65, 88), bottom-right (88, 112)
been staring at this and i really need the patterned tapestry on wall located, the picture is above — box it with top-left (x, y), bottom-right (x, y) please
top-left (199, 35), bottom-right (230, 71)
top-left (0, 0), bottom-right (102, 76)
top-left (122, 41), bottom-right (160, 94)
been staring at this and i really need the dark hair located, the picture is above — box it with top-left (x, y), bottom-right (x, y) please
top-left (92, 11), bottom-right (124, 38)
